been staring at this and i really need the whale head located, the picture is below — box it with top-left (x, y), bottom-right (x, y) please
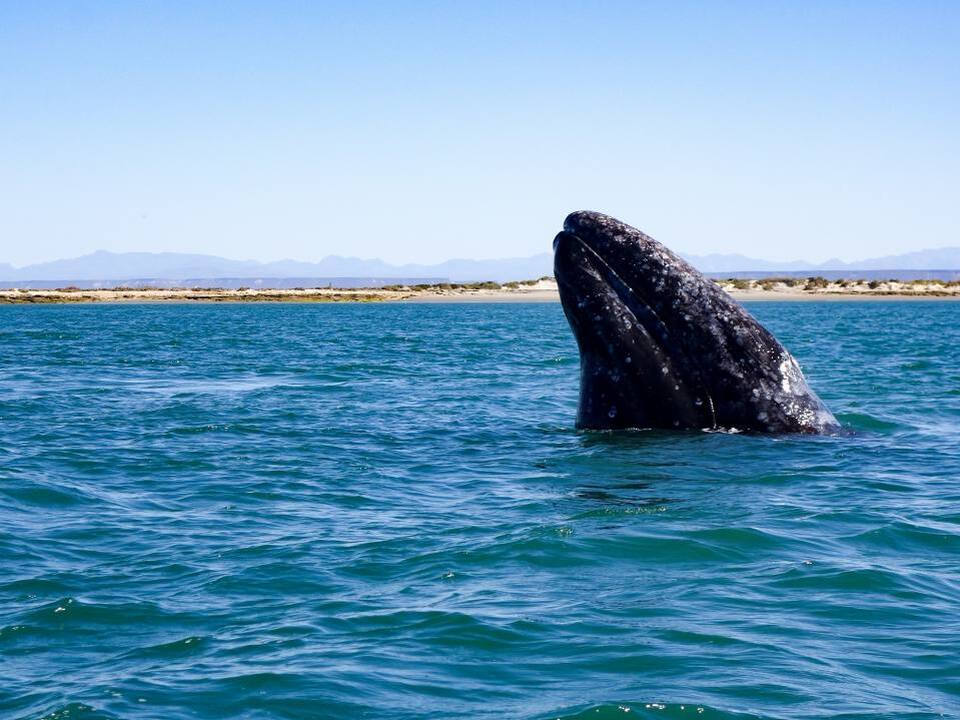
top-left (553, 211), bottom-right (838, 433)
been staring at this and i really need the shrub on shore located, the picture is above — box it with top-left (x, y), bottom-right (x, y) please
top-left (459, 281), bottom-right (502, 290)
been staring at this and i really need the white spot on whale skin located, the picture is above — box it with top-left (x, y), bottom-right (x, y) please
top-left (779, 356), bottom-right (800, 394)
top-left (608, 406), bottom-right (617, 418)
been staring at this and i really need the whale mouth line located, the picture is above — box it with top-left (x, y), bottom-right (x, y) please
top-left (557, 231), bottom-right (666, 328)
top-left (558, 232), bottom-right (663, 337)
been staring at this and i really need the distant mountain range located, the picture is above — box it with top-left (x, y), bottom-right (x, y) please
top-left (684, 247), bottom-right (960, 273)
top-left (0, 250), bottom-right (554, 284)
top-left (1, 246), bottom-right (959, 285)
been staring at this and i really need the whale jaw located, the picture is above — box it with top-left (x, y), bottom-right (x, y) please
top-left (554, 211), bottom-right (839, 434)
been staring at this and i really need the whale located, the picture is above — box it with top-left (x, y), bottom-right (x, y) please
top-left (553, 211), bottom-right (839, 433)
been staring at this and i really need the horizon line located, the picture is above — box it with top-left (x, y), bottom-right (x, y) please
top-left (4, 244), bottom-right (960, 271)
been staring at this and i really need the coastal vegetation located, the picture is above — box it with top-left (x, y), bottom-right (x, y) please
top-left (716, 277), bottom-right (960, 296)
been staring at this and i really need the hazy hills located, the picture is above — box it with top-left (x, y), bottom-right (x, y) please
top-left (1, 246), bottom-right (959, 284)
top-left (0, 250), bottom-right (557, 283)
top-left (688, 247), bottom-right (960, 273)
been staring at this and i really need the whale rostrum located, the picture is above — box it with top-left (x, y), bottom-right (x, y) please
top-left (553, 211), bottom-right (839, 433)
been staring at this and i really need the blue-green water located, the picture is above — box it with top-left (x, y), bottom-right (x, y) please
top-left (1, 302), bottom-right (958, 720)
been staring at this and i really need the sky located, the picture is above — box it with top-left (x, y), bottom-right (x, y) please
top-left (1, 1), bottom-right (958, 266)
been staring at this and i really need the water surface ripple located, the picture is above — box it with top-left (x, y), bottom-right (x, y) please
top-left (1, 302), bottom-right (958, 719)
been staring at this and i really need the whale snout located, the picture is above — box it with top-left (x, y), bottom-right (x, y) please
top-left (552, 230), bottom-right (577, 254)
top-left (563, 210), bottom-right (606, 237)
top-left (558, 211), bottom-right (669, 290)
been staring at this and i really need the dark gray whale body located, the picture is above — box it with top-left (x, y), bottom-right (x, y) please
top-left (554, 211), bottom-right (839, 433)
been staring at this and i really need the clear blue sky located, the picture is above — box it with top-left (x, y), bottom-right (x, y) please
top-left (1, 1), bottom-right (957, 266)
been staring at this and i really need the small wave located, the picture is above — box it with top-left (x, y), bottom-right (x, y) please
top-left (569, 504), bottom-right (669, 519)
top-left (36, 703), bottom-right (118, 720)
top-left (770, 565), bottom-right (907, 593)
top-left (543, 702), bottom-right (765, 719)
top-left (835, 412), bottom-right (901, 431)
top-left (846, 520), bottom-right (960, 555)
top-left (686, 526), bottom-right (792, 554)
top-left (112, 373), bottom-right (304, 397)
top-left (21, 597), bottom-right (209, 630)
top-left (122, 635), bottom-right (208, 659)
top-left (0, 480), bottom-right (96, 509)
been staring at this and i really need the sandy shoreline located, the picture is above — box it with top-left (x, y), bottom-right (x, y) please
top-left (2, 278), bottom-right (959, 304)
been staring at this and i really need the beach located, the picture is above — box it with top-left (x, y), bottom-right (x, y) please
top-left (2, 277), bottom-right (959, 304)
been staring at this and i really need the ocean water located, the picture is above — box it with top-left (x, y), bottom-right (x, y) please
top-left (1, 301), bottom-right (958, 720)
